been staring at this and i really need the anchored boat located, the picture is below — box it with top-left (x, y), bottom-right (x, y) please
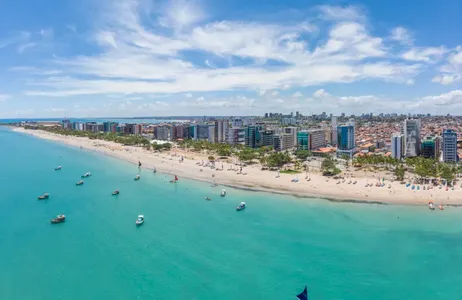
top-left (134, 175), bottom-right (141, 181)
top-left (136, 215), bottom-right (144, 226)
top-left (51, 214), bottom-right (65, 224)
top-left (236, 202), bottom-right (246, 211)
top-left (54, 166), bottom-right (62, 171)
top-left (112, 190), bottom-right (120, 196)
top-left (38, 193), bottom-right (49, 200)
top-left (76, 180), bottom-right (84, 186)
top-left (220, 189), bottom-right (226, 197)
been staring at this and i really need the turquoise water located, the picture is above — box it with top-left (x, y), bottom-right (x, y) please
top-left (1, 127), bottom-right (462, 300)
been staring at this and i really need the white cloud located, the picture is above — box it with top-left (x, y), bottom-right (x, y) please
top-left (158, 0), bottom-right (206, 30)
top-left (0, 94), bottom-right (10, 101)
top-left (17, 42), bottom-right (36, 53)
top-left (419, 90), bottom-right (462, 107)
top-left (401, 46), bottom-right (447, 62)
top-left (433, 46), bottom-right (462, 85)
top-left (184, 93), bottom-right (193, 98)
top-left (313, 89), bottom-right (330, 98)
top-left (19, 1), bottom-right (431, 101)
top-left (95, 31), bottom-right (118, 49)
top-left (406, 79), bottom-right (415, 85)
top-left (390, 27), bottom-right (413, 45)
top-left (292, 91), bottom-right (303, 98)
top-left (271, 91), bottom-right (279, 96)
top-left (317, 5), bottom-right (364, 22)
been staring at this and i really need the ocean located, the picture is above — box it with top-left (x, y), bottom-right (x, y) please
top-left (1, 127), bottom-right (461, 300)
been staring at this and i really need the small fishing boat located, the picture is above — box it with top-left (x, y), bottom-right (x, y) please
top-left (236, 202), bottom-right (246, 211)
top-left (112, 190), bottom-right (119, 195)
top-left (54, 166), bottom-right (62, 171)
top-left (220, 189), bottom-right (226, 197)
top-left (135, 215), bottom-right (144, 226)
top-left (38, 193), bottom-right (49, 200)
top-left (51, 214), bottom-right (65, 224)
top-left (428, 201), bottom-right (435, 210)
top-left (81, 172), bottom-right (91, 178)
top-left (205, 196), bottom-right (211, 201)
top-left (134, 175), bottom-right (140, 181)
top-left (76, 180), bottom-right (84, 185)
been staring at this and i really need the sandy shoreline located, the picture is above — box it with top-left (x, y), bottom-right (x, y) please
top-left (12, 127), bottom-right (462, 206)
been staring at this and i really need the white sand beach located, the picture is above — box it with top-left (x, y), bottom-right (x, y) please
top-left (14, 127), bottom-right (462, 206)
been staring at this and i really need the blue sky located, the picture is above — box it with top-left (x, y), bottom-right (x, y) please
top-left (0, 0), bottom-right (461, 118)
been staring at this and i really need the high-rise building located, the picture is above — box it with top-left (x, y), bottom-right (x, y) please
top-left (283, 127), bottom-right (298, 147)
top-left (208, 125), bottom-right (216, 143)
top-left (193, 124), bottom-right (210, 140)
top-left (232, 118), bottom-right (243, 127)
top-left (282, 118), bottom-right (297, 126)
top-left (261, 130), bottom-right (276, 147)
top-left (443, 129), bottom-right (458, 163)
top-left (245, 125), bottom-right (263, 148)
top-left (227, 128), bottom-right (245, 145)
top-left (134, 124), bottom-right (143, 135)
top-left (337, 125), bottom-right (355, 150)
top-left (404, 119), bottom-right (421, 157)
top-left (307, 129), bottom-right (326, 150)
top-left (62, 119), bottom-right (72, 130)
top-left (273, 134), bottom-right (294, 151)
top-left (331, 116), bottom-right (338, 145)
top-left (243, 118), bottom-right (256, 126)
top-left (391, 133), bottom-right (404, 160)
top-left (421, 136), bottom-right (436, 159)
top-left (124, 123), bottom-right (136, 135)
top-left (155, 125), bottom-right (170, 140)
top-left (297, 131), bottom-right (309, 150)
top-left (214, 119), bottom-right (229, 143)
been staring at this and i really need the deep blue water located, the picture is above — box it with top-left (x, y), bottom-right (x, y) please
top-left (1, 127), bottom-right (461, 299)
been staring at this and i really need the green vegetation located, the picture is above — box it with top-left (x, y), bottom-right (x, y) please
top-left (393, 164), bottom-right (405, 181)
top-left (266, 152), bottom-right (292, 168)
top-left (295, 150), bottom-right (312, 161)
top-left (321, 157), bottom-right (341, 176)
top-left (280, 169), bottom-right (301, 174)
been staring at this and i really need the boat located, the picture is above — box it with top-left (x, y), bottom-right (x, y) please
top-left (54, 166), bottom-right (62, 171)
top-left (220, 189), bottom-right (226, 197)
top-left (81, 172), bottom-right (91, 178)
top-left (134, 175), bottom-right (140, 181)
top-left (236, 202), bottom-right (246, 211)
top-left (136, 215), bottom-right (144, 226)
top-left (428, 201), bottom-right (435, 210)
top-left (205, 196), bottom-right (211, 201)
top-left (76, 180), bottom-right (84, 185)
top-left (51, 214), bottom-right (65, 224)
top-left (38, 193), bottom-right (49, 200)
top-left (112, 190), bottom-right (119, 195)
top-left (439, 203), bottom-right (444, 210)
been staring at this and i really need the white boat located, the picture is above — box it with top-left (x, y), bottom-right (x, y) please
top-left (81, 172), bottom-right (91, 178)
top-left (136, 215), bottom-right (144, 225)
top-left (220, 189), bottom-right (226, 197)
top-left (236, 202), bottom-right (246, 211)
top-left (134, 175), bottom-right (141, 181)
top-left (54, 166), bottom-right (62, 171)
top-left (428, 201), bottom-right (435, 210)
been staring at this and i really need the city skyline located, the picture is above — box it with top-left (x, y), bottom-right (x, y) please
top-left (0, 0), bottom-right (461, 118)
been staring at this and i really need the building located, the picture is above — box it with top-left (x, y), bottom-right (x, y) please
top-left (283, 127), bottom-right (298, 147)
top-left (337, 124), bottom-right (355, 158)
top-left (182, 124), bottom-right (191, 139)
top-left (421, 136), bottom-right (436, 159)
top-left (62, 119), bottom-right (72, 130)
top-left (243, 118), bottom-right (256, 126)
top-left (124, 123), bottom-right (136, 135)
top-left (245, 125), bottom-right (263, 148)
top-left (391, 133), bottom-right (404, 160)
top-left (232, 118), bottom-right (243, 127)
top-left (404, 119), bottom-right (421, 157)
top-left (208, 125), bottom-right (216, 143)
top-left (307, 129), bottom-right (326, 150)
top-left (214, 119), bottom-right (229, 143)
top-left (227, 127), bottom-right (245, 145)
top-left (193, 124), bottom-right (210, 140)
top-left (281, 117), bottom-right (297, 126)
top-left (261, 130), bottom-right (276, 147)
top-left (86, 122), bottom-right (98, 133)
top-left (443, 129), bottom-right (458, 163)
top-left (297, 131), bottom-right (309, 150)
top-left (134, 124), bottom-right (143, 135)
top-left (156, 125), bottom-right (171, 140)
top-left (273, 134), bottom-right (294, 151)
top-left (331, 116), bottom-right (338, 145)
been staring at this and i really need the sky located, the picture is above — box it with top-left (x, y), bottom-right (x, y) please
top-left (0, 0), bottom-right (461, 118)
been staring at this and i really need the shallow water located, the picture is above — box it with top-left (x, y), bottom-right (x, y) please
top-left (1, 127), bottom-right (461, 299)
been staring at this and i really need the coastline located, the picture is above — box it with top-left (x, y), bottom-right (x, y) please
top-left (12, 127), bottom-right (462, 206)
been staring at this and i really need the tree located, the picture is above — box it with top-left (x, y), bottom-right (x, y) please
top-left (237, 148), bottom-right (256, 163)
top-left (208, 155), bottom-right (216, 162)
top-left (266, 152), bottom-right (292, 168)
top-left (295, 150), bottom-right (312, 161)
top-left (321, 156), bottom-right (337, 175)
top-left (439, 163), bottom-right (455, 183)
top-left (394, 164), bottom-right (405, 181)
